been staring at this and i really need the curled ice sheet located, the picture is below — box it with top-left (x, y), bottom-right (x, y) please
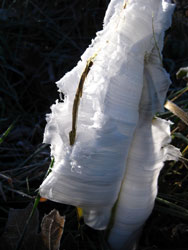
top-left (108, 116), bottom-right (180, 250)
top-left (40, 0), bottom-right (179, 249)
top-left (40, 0), bottom-right (163, 208)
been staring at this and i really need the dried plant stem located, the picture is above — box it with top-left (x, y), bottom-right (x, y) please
top-left (69, 55), bottom-right (97, 224)
top-left (69, 56), bottom-right (96, 146)
top-left (164, 100), bottom-right (188, 126)
top-left (123, 0), bottom-right (130, 9)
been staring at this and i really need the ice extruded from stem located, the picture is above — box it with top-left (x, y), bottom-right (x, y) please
top-left (40, 0), bottom-right (180, 249)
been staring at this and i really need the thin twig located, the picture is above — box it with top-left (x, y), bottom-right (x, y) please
top-left (69, 56), bottom-right (96, 146)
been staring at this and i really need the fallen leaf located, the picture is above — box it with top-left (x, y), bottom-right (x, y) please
top-left (0, 203), bottom-right (39, 250)
top-left (40, 209), bottom-right (65, 250)
top-left (0, 203), bottom-right (65, 250)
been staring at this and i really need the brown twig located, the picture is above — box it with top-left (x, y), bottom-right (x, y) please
top-left (69, 57), bottom-right (95, 146)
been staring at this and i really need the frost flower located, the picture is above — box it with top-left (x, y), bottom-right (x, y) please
top-left (40, 0), bottom-right (180, 249)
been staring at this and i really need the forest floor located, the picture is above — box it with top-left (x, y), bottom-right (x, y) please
top-left (0, 1), bottom-right (188, 249)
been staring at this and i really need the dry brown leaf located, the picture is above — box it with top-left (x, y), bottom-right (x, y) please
top-left (40, 209), bottom-right (65, 250)
top-left (0, 203), bottom-right (65, 250)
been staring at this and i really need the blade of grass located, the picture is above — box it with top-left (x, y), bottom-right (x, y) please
top-left (172, 132), bottom-right (188, 145)
top-left (15, 156), bottom-right (54, 250)
top-left (167, 86), bottom-right (188, 101)
top-left (170, 86), bottom-right (188, 102)
top-left (182, 145), bottom-right (188, 155)
top-left (4, 186), bottom-right (34, 199)
top-left (17, 143), bottom-right (48, 168)
top-left (155, 204), bottom-right (188, 222)
top-left (0, 118), bottom-right (18, 145)
top-left (158, 193), bottom-right (188, 207)
top-left (156, 197), bottom-right (188, 214)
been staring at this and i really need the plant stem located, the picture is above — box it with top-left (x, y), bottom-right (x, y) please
top-left (15, 156), bottom-right (54, 250)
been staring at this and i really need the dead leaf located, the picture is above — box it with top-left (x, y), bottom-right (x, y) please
top-left (0, 203), bottom-right (65, 250)
top-left (40, 209), bottom-right (65, 250)
top-left (0, 203), bottom-right (39, 250)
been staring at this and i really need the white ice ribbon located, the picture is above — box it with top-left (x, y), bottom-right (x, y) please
top-left (40, 1), bottom-right (179, 249)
